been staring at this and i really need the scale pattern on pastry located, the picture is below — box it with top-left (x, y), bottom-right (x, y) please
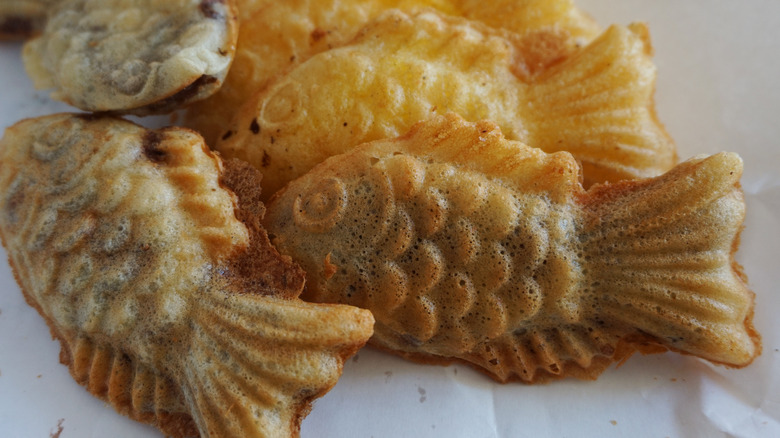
top-left (0, 114), bottom-right (374, 437)
top-left (264, 114), bottom-right (759, 383)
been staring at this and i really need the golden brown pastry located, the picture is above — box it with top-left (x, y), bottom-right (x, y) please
top-left (217, 10), bottom-right (675, 198)
top-left (22, 0), bottom-right (239, 115)
top-left (185, 0), bottom-right (600, 144)
top-left (0, 114), bottom-right (374, 437)
top-left (263, 114), bottom-right (759, 383)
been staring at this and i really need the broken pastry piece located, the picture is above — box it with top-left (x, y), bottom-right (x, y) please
top-left (186, 0), bottom-right (601, 144)
top-left (22, 0), bottom-right (238, 115)
top-left (264, 114), bottom-right (759, 383)
top-left (0, 114), bottom-right (374, 437)
top-left (217, 10), bottom-right (675, 198)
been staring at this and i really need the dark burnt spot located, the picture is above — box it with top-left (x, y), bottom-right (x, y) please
top-left (261, 151), bottom-right (271, 167)
top-left (138, 75), bottom-right (218, 114)
top-left (400, 334), bottom-right (422, 347)
top-left (0, 16), bottom-right (35, 38)
top-left (74, 112), bottom-right (115, 122)
top-left (249, 118), bottom-right (260, 134)
top-left (270, 136), bottom-right (275, 144)
top-left (200, 0), bottom-right (225, 19)
top-left (600, 345), bottom-right (615, 356)
top-left (5, 187), bottom-right (25, 224)
top-left (142, 131), bottom-right (167, 163)
top-left (310, 28), bottom-right (328, 43)
top-left (221, 130), bottom-right (233, 140)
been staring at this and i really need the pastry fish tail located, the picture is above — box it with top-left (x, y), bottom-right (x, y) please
top-left (581, 152), bottom-right (760, 367)
top-left (179, 291), bottom-right (374, 437)
top-left (526, 23), bottom-right (677, 185)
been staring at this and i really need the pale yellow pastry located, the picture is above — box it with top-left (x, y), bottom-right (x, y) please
top-left (0, 114), bottom-right (374, 437)
top-left (185, 0), bottom-right (600, 144)
top-left (264, 114), bottom-right (759, 383)
top-left (22, 0), bottom-right (238, 115)
top-left (217, 10), bottom-right (675, 198)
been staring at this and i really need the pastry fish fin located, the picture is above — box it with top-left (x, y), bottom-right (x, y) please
top-left (180, 292), bottom-right (374, 438)
top-left (61, 334), bottom-right (198, 437)
top-left (525, 23), bottom-right (677, 185)
top-left (384, 113), bottom-right (583, 202)
top-left (581, 152), bottom-right (760, 367)
top-left (460, 326), bottom-right (630, 384)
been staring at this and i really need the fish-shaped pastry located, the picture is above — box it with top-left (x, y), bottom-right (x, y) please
top-left (217, 10), bottom-right (675, 198)
top-left (2, 0), bottom-right (259, 43)
top-left (186, 0), bottom-right (600, 144)
top-left (0, 114), bottom-right (374, 437)
top-left (22, 0), bottom-right (239, 115)
top-left (263, 114), bottom-right (760, 383)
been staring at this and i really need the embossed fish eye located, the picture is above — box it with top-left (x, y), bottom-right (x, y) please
top-left (259, 80), bottom-right (304, 127)
top-left (292, 177), bottom-right (348, 233)
top-left (31, 119), bottom-right (84, 162)
top-left (31, 138), bottom-right (66, 162)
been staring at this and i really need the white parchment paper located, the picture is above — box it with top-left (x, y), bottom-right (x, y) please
top-left (0, 1), bottom-right (778, 437)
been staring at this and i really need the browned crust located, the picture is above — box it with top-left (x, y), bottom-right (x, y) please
top-left (123, 74), bottom-right (220, 116)
top-left (200, 0), bottom-right (226, 20)
top-left (0, 115), bottom-right (199, 438)
top-left (0, 14), bottom-right (43, 40)
top-left (0, 227), bottom-right (200, 437)
top-left (220, 157), bottom-right (306, 299)
top-left (220, 158), bottom-right (370, 435)
top-left (367, 335), bottom-right (675, 384)
top-left (0, 121), bottom-right (312, 437)
top-left (377, 330), bottom-right (760, 385)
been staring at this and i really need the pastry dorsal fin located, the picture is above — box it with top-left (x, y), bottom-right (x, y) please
top-left (364, 113), bottom-right (583, 203)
